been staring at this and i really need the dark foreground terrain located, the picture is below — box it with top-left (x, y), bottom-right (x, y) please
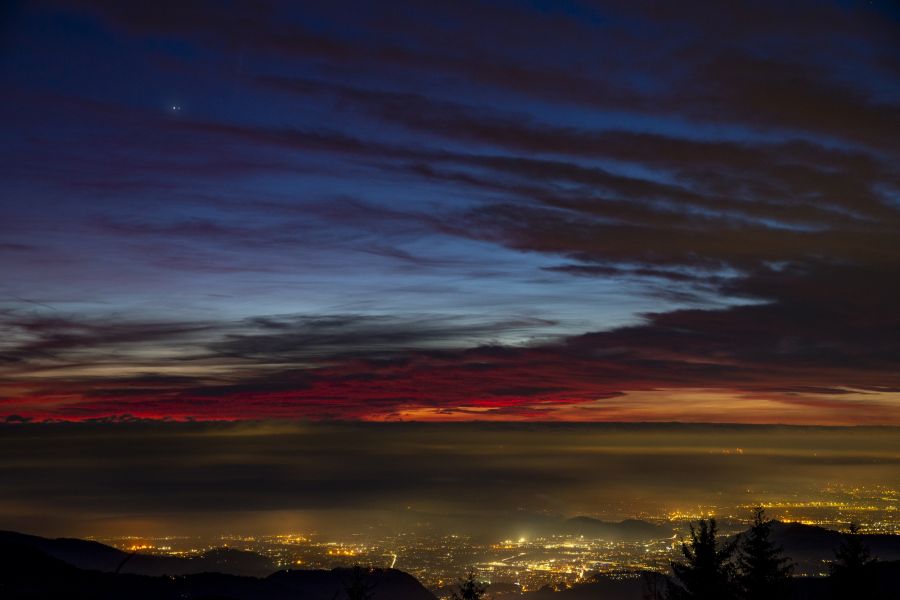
top-left (0, 541), bottom-right (434, 600)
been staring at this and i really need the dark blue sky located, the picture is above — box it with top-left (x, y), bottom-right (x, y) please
top-left (1, 0), bottom-right (899, 422)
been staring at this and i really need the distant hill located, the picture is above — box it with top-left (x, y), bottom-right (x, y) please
top-left (748, 522), bottom-right (900, 574)
top-left (675, 521), bottom-right (900, 578)
top-left (562, 517), bottom-right (670, 541)
top-left (0, 539), bottom-right (436, 600)
top-left (0, 530), bottom-right (276, 577)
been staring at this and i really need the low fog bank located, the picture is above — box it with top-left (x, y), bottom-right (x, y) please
top-left (1, 421), bottom-right (897, 538)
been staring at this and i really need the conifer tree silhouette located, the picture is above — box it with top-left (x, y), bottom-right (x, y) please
top-left (829, 523), bottom-right (876, 599)
top-left (737, 508), bottom-right (793, 600)
top-left (344, 564), bottom-right (376, 600)
top-left (452, 570), bottom-right (488, 600)
top-left (666, 518), bottom-right (738, 600)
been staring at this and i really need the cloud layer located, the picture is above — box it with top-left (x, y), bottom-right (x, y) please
top-left (1, 1), bottom-right (899, 422)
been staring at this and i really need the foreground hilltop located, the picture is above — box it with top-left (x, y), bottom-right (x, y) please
top-left (0, 530), bottom-right (276, 577)
top-left (0, 540), bottom-right (434, 600)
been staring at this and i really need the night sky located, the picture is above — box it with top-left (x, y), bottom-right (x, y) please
top-left (2, 1), bottom-right (900, 424)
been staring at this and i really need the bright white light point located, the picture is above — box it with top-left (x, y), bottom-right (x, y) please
top-left (170, 105), bottom-right (182, 112)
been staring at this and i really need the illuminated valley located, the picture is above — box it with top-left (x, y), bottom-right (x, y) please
top-left (88, 485), bottom-right (899, 595)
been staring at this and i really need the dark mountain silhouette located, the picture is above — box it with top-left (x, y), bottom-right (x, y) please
top-left (490, 516), bottom-right (671, 542)
top-left (766, 522), bottom-right (900, 573)
top-left (562, 517), bottom-right (670, 541)
top-left (0, 540), bottom-right (436, 600)
top-left (0, 530), bottom-right (276, 577)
